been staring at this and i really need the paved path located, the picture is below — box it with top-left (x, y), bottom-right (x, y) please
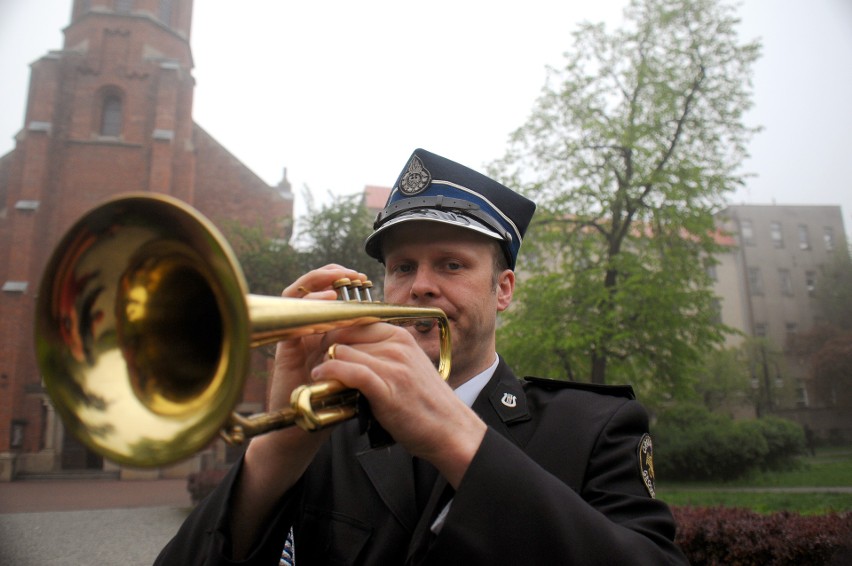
top-left (0, 479), bottom-right (192, 565)
top-left (663, 485), bottom-right (852, 494)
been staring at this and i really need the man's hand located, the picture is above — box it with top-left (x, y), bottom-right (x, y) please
top-left (309, 323), bottom-right (487, 489)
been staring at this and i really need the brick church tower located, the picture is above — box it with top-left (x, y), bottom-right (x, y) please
top-left (0, 0), bottom-right (294, 480)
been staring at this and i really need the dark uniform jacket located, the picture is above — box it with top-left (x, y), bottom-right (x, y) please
top-left (155, 359), bottom-right (688, 565)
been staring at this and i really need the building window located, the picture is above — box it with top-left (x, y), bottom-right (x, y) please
top-left (748, 267), bottom-right (763, 295)
top-left (754, 323), bottom-right (767, 337)
top-left (116, 0), bottom-right (133, 13)
top-left (704, 258), bottom-right (718, 281)
top-left (100, 94), bottom-right (123, 137)
top-left (740, 219), bottom-right (754, 245)
top-left (10, 420), bottom-right (26, 449)
top-left (159, 0), bottom-right (173, 25)
top-left (824, 227), bottom-right (835, 251)
top-left (785, 322), bottom-right (798, 341)
top-left (796, 379), bottom-right (809, 408)
top-left (710, 299), bottom-right (722, 324)
top-left (806, 271), bottom-right (817, 297)
top-left (770, 222), bottom-right (784, 248)
top-left (798, 224), bottom-right (811, 250)
top-left (779, 269), bottom-right (794, 296)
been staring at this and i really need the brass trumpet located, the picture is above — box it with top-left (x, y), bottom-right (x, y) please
top-left (34, 194), bottom-right (450, 468)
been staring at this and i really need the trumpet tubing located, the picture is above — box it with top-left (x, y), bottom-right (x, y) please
top-left (35, 193), bottom-right (450, 468)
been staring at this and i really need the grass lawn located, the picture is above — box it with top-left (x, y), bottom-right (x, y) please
top-left (657, 446), bottom-right (852, 515)
top-left (658, 489), bottom-right (852, 515)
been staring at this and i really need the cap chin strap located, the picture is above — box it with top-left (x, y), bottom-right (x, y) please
top-left (373, 196), bottom-right (513, 243)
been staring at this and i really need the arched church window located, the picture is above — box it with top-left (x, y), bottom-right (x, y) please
top-left (159, 0), bottom-right (173, 26)
top-left (100, 94), bottom-right (123, 137)
top-left (115, 0), bottom-right (133, 14)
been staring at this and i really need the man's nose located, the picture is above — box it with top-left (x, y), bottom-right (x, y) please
top-left (410, 268), bottom-right (439, 299)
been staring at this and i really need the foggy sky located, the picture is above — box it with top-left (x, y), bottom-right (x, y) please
top-left (1, 0), bottom-right (850, 235)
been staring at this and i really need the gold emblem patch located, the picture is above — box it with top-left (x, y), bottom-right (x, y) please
top-left (638, 433), bottom-right (656, 499)
top-left (399, 155), bottom-right (432, 195)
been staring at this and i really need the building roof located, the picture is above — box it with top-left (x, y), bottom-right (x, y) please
top-left (363, 185), bottom-right (391, 213)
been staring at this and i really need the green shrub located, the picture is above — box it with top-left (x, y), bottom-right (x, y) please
top-left (740, 416), bottom-right (806, 471)
top-left (652, 405), bottom-right (808, 481)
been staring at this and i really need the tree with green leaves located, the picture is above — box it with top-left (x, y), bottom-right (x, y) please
top-left (218, 221), bottom-right (304, 362)
top-left (814, 249), bottom-right (852, 332)
top-left (223, 190), bottom-right (386, 297)
top-left (223, 221), bottom-right (303, 296)
top-left (789, 249), bottom-right (852, 409)
top-left (692, 345), bottom-right (750, 413)
top-left (739, 336), bottom-right (798, 416)
top-left (296, 191), bottom-right (385, 287)
top-left (494, 0), bottom-right (760, 395)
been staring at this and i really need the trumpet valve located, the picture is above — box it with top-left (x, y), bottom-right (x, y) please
top-left (333, 277), bottom-right (373, 302)
top-left (333, 278), bottom-right (352, 301)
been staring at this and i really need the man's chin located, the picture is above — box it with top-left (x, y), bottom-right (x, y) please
top-left (411, 329), bottom-right (442, 366)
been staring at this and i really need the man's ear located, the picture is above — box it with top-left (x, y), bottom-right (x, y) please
top-left (496, 269), bottom-right (515, 312)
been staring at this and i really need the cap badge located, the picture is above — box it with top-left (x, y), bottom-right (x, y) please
top-left (637, 433), bottom-right (656, 499)
top-left (399, 155), bottom-right (432, 195)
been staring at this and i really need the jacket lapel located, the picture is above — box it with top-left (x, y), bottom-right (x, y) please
top-left (406, 360), bottom-right (535, 562)
top-left (356, 436), bottom-right (419, 533)
top-left (473, 360), bottom-right (533, 449)
top-left (359, 359), bottom-right (534, 557)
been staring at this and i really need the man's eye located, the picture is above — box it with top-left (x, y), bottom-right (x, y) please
top-left (446, 262), bottom-right (462, 271)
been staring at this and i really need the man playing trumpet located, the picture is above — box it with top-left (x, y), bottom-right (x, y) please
top-left (156, 149), bottom-right (687, 565)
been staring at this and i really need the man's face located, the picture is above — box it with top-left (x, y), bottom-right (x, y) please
top-left (381, 221), bottom-right (514, 386)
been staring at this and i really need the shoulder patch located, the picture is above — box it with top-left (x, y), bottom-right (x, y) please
top-left (523, 376), bottom-right (635, 400)
top-left (638, 433), bottom-right (656, 499)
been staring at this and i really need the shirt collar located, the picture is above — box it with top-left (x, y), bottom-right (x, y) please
top-left (452, 355), bottom-right (499, 407)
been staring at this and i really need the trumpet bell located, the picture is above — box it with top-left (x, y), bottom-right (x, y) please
top-left (35, 194), bottom-right (251, 467)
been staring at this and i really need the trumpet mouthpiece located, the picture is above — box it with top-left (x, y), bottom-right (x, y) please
top-left (414, 319), bottom-right (437, 333)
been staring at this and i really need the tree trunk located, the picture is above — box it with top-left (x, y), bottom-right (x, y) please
top-left (590, 351), bottom-right (607, 384)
